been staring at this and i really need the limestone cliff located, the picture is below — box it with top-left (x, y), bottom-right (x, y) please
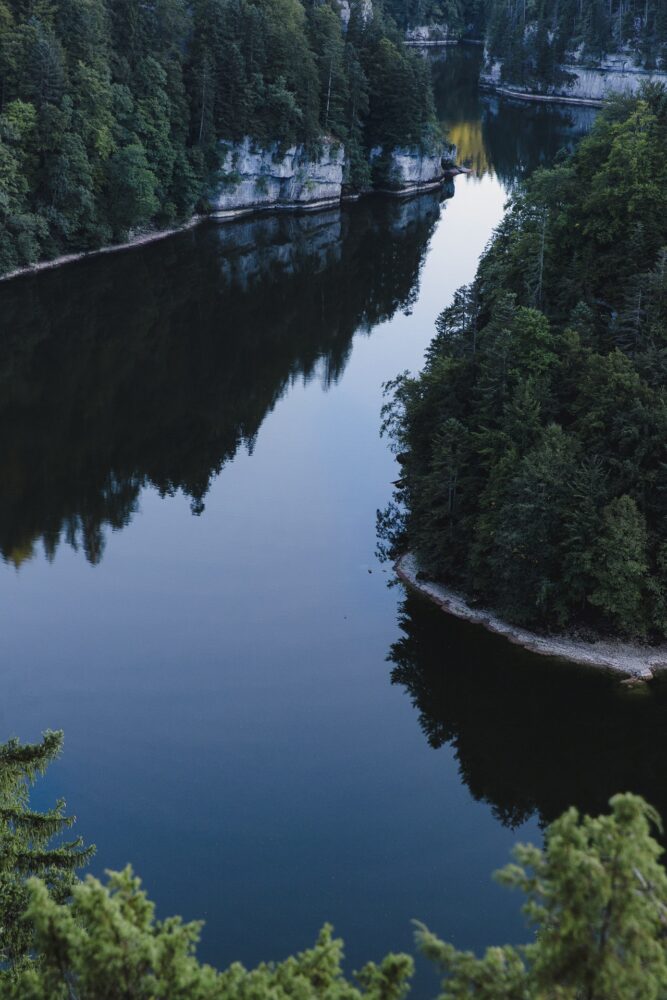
top-left (213, 139), bottom-right (346, 217)
top-left (337, 0), bottom-right (373, 30)
top-left (481, 54), bottom-right (667, 106)
top-left (370, 142), bottom-right (457, 193)
top-left (212, 137), bottom-right (457, 216)
top-left (405, 24), bottom-right (455, 47)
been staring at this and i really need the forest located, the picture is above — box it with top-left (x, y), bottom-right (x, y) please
top-left (383, 85), bottom-right (667, 639)
top-left (384, 0), bottom-right (483, 37)
top-left (0, 0), bottom-right (435, 275)
top-left (484, 0), bottom-right (667, 88)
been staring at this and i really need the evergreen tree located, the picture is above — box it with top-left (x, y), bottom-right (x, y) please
top-left (0, 730), bottom-right (94, 975)
top-left (3, 784), bottom-right (667, 1000)
top-left (385, 87), bottom-right (667, 638)
top-left (417, 794), bottom-right (667, 1000)
top-left (0, 0), bottom-right (438, 274)
top-left (483, 0), bottom-right (667, 86)
top-left (589, 495), bottom-right (649, 634)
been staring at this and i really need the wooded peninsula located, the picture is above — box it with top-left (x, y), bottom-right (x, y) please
top-left (383, 84), bottom-right (667, 643)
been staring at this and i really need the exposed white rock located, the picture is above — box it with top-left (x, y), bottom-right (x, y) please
top-left (213, 136), bottom-right (458, 215)
top-left (405, 23), bottom-right (455, 47)
top-left (370, 142), bottom-right (457, 193)
top-left (213, 138), bottom-right (346, 217)
top-left (482, 58), bottom-right (667, 106)
top-left (337, 0), bottom-right (372, 30)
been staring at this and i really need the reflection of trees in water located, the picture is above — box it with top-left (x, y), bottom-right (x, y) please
top-left (0, 194), bottom-right (446, 567)
top-left (431, 46), bottom-right (596, 186)
top-left (390, 594), bottom-right (667, 829)
top-left (480, 97), bottom-right (596, 186)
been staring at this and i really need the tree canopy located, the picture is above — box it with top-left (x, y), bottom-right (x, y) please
top-left (0, 0), bottom-right (437, 275)
top-left (484, 0), bottom-right (667, 89)
top-left (383, 86), bottom-right (667, 638)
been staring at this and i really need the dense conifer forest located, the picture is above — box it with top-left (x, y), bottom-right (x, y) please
top-left (383, 86), bottom-right (667, 640)
top-left (384, 0), bottom-right (483, 36)
top-left (0, 0), bottom-right (435, 275)
top-left (484, 0), bottom-right (667, 88)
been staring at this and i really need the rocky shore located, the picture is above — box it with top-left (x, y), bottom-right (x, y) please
top-left (396, 553), bottom-right (667, 680)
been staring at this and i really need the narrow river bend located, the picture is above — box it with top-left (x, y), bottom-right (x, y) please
top-left (2, 48), bottom-right (663, 995)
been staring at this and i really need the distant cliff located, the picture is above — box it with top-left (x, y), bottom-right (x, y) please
top-left (405, 24), bottom-right (456, 47)
top-left (482, 54), bottom-right (667, 107)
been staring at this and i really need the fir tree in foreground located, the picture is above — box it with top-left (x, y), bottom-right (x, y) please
top-left (0, 730), bottom-right (94, 975)
top-left (1, 733), bottom-right (667, 999)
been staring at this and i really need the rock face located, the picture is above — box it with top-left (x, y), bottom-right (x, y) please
top-left (213, 138), bottom-right (346, 217)
top-left (337, 0), bottom-right (373, 30)
top-left (405, 23), bottom-right (454, 46)
top-left (370, 142), bottom-right (457, 193)
top-left (482, 56), bottom-right (667, 105)
top-left (212, 137), bottom-right (457, 214)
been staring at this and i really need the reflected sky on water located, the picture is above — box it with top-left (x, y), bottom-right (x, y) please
top-left (0, 51), bottom-right (636, 996)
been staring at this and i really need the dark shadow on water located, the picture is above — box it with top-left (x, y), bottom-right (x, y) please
top-left (390, 593), bottom-right (667, 830)
top-left (0, 193), bottom-right (448, 567)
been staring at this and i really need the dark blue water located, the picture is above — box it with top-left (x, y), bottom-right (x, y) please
top-left (3, 49), bottom-right (654, 995)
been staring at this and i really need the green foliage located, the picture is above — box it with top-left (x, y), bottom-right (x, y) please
top-left (417, 794), bottom-right (667, 1000)
top-left (0, 870), bottom-right (414, 999)
top-left (588, 495), bottom-right (649, 635)
top-left (0, 735), bottom-right (667, 1000)
top-left (0, 731), bottom-right (94, 976)
top-left (383, 0), bottom-right (481, 39)
top-left (387, 87), bottom-right (667, 638)
top-left (0, 0), bottom-right (437, 273)
top-left (485, 0), bottom-right (667, 88)
top-left (2, 763), bottom-right (667, 1000)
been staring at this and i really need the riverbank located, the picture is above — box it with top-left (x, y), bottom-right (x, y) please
top-left (396, 553), bottom-right (667, 680)
top-left (0, 170), bottom-right (457, 285)
top-left (479, 82), bottom-right (604, 107)
top-left (0, 216), bottom-right (205, 283)
top-left (480, 59), bottom-right (667, 108)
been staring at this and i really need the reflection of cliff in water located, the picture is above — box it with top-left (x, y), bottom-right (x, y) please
top-left (390, 594), bottom-right (667, 829)
top-left (431, 46), bottom-right (597, 185)
top-left (0, 193), bottom-right (447, 567)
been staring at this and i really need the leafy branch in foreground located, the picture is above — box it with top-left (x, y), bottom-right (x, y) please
top-left (418, 794), bottom-right (667, 1000)
top-left (1, 734), bottom-right (666, 999)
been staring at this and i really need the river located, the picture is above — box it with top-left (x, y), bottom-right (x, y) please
top-left (1, 47), bottom-right (663, 994)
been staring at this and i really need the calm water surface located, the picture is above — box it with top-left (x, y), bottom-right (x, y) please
top-left (3, 49), bottom-right (664, 993)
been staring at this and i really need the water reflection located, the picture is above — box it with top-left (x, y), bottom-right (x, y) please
top-left (390, 595), bottom-right (667, 829)
top-left (432, 47), bottom-right (597, 184)
top-left (0, 193), bottom-right (447, 568)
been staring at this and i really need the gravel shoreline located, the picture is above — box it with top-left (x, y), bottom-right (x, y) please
top-left (0, 216), bottom-right (204, 284)
top-left (396, 552), bottom-right (667, 680)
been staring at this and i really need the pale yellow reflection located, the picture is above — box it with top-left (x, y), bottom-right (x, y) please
top-left (446, 120), bottom-right (493, 178)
